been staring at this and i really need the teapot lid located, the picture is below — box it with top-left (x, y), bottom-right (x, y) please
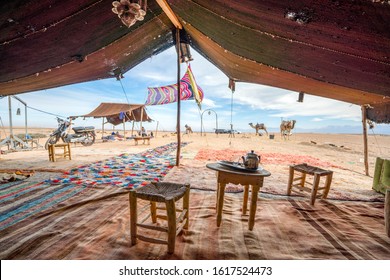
top-left (247, 150), bottom-right (258, 156)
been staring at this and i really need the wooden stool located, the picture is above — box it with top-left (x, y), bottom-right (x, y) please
top-left (129, 182), bottom-right (190, 254)
top-left (287, 163), bottom-right (333, 205)
top-left (48, 143), bottom-right (72, 162)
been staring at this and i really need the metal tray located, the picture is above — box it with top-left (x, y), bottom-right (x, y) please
top-left (217, 160), bottom-right (262, 172)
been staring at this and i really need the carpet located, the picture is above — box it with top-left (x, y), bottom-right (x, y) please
top-left (0, 180), bottom-right (90, 231)
top-left (1, 190), bottom-right (388, 260)
top-left (44, 142), bottom-right (188, 188)
top-left (194, 149), bottom-right (343, 169)
top-left (0, 143), bottom-right (188, 231)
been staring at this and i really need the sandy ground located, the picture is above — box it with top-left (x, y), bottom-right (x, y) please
top-left (1, 127), bottom-right (389, 200)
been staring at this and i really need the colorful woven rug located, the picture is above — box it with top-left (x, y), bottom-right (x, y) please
top-left (0, 143), bottom-right (187, 231)
top-left (45, 142), bottom-right (188, 188)
top-left (0, 180), bottom-right (89, 231)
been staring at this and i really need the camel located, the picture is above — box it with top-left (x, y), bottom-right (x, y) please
top-left (280, 120), bottom-right (296, 139)
top-left (249, 123), bottom-right (268, 136)
top-left (184, 124), bottom-right (193, 134)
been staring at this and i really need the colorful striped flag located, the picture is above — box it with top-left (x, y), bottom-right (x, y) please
top-left (145, 65), bottom-right (204, 109)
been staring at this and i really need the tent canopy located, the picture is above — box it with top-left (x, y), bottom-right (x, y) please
top-left (0, 0), bottom-right (389, 122)
top-left (75, 103), bottom-right (152, 126)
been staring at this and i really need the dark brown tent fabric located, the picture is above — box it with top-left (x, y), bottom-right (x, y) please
top-left (0, 0), bottom-right (389, 122)
top-left (75, 103), bottom-right (152, 126)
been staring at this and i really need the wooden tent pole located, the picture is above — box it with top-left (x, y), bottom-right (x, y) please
top-left (155, 121), bottom-right (159, 137)
top-left (156, 0), bottom-right (182, 29)
top-left (361, 105), bottom-right (369, 176)
top-left (123, 115), bottom-right (126, 137)
top-left (140, 106), bottom-right (144, 135)
top-left (176, 28), bottom-right (181, 166)
top-left (102, 117), bottom-right (105, 139)
top-left (130, 110), bottom-right (136, 136)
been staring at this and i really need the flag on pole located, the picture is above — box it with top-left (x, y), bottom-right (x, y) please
top-left (145, 65), bottom-right (203, 109)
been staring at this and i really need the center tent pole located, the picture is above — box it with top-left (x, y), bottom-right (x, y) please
top-left (176, 28), bottom-right (181, 166)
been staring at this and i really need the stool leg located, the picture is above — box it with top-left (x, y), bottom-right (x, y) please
top-left (322, 172), bottom-right (333, 199)
top-left (249, 183), bottom-right (261, 231)
top-left (183, 186), bottom-right (190, 229)
top-left (216, 182), bottom-right (226, 227)
top-left (166, 198), bottom-right (176, 254)
top-left (49, 145), bottom-right (57, 162)
top-left (129, 191), bottom-right (137, 246)
top-left (48, 145), bottom-right (53, 161)
top-left (300, 172), bottom-right (306, 188)
top-left (242, 185), bottom-right (249, 215)
top-left (150, 201), bottom-right (157, 223)
top-left (287, 166), bottom-right (294, 195)
top-left (67, 144), bottom-right (72, 160)
top-left (310, 174), bottom-right (321, 205)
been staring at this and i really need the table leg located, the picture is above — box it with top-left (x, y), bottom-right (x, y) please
top-left (216, 182), bottom-right (226, 227)
top-left (249, 183), bottom-right (261, 231)
top-left (129, 191), bottom-right (137, 246)
top-left (242, 185), bottom-right (249, 215)
top-left (215, 171), bottom-right (219, 208)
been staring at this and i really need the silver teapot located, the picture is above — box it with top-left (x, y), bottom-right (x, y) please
top-left (241, 150), bottom-right (260, 170)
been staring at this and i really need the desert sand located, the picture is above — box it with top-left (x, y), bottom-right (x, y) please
top-left (1, 127), bottom-right (389, 202)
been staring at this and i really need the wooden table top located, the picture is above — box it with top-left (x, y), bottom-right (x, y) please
top-left (206, 162), bottom-right (271, 177)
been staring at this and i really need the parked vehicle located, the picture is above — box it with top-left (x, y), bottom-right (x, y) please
top-left (215, 129), bottom-right (229, 134)
top-left (215, 129), bottom-right (241, 134)
top-left (45, 117), bottom-right (96, 149)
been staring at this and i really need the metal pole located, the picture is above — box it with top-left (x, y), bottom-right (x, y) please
top-left (13, 95), bottom-right (28, 138)
top-left (201, 109), bottom-right (218, 136)
top-left (8, 96), bottom-right (13, 137)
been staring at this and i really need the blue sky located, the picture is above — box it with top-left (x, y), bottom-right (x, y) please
top-left (1, 46), bottom-right (389, 135)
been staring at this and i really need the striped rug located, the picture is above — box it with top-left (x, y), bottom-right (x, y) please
top-left (0, 180), bottom-right (89, 231)
top-left (1, 190), bottom-right (388, 260)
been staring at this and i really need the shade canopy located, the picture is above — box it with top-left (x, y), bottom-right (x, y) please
top-left (75, 103), bottom-right (152, 126)
top-left (0, 0), bottom-right (389, 122)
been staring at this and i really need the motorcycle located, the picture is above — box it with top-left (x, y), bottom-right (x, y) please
top-left (45, 117), bottom-right (96, 150)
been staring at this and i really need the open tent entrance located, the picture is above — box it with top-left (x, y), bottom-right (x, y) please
top-left (72, 103), bottom-right (152, 138)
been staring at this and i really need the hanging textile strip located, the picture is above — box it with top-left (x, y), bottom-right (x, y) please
top-left (145, 65), bottom-right (204, 106)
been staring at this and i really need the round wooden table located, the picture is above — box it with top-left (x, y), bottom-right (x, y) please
top-left (206, 162), bottom-right (271, 230)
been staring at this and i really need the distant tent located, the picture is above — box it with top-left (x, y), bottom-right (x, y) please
top-left (79, 103), bottom-right (152, 125)
top-left (73, 102), bottom-right (152, 136)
